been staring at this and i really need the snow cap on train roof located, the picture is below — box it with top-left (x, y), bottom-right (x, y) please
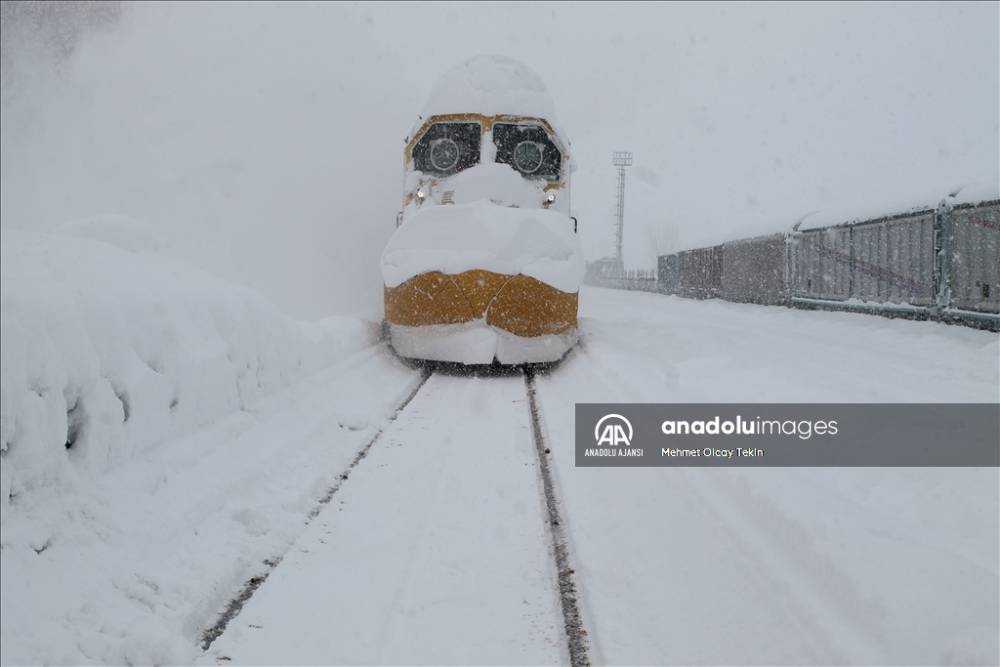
top-left (419, 55), bottom-right (558, 124)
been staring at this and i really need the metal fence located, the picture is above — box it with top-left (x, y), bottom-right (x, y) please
top-left (651, 199), bottom-right (999, 330)
top-left (585, 265), bottom-right (658, 292)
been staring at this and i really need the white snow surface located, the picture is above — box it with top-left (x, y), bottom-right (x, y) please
top-left (388, 321), bottom-right (578, 365)
top-left (403, 163), bottom-right (556, 212)
top-left (2, 281), bottom-right (997, 666)
top-left (535, 289), bottom-right (999, 666)
top-left (200, 374), bottom-right (563, 665)
top-left (418, 54), bottom-right (557, 127)
top-left (437, 162), bottom-right (549, 208)
top-left (0, 229), bottom-right (373, 522)
top-left (381, 199), bottom-right (584, 292)
top-left (0, 344), bottom-right (418, 666)
top-left (55, 215), bottom-right (165, 255)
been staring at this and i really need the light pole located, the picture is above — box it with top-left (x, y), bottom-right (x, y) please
top-left (612, 151), bottom-right (633, 268)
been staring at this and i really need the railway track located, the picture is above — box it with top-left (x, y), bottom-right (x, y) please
top-left (199, 367), bottom-right (432, 652)
top-left (524, 368), bottom-right (591, 667)
top-left (201, 363), bottom-right (592, 666)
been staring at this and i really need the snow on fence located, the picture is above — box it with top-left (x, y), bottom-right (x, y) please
top-left (650, 199), bottom-right (1000, 329)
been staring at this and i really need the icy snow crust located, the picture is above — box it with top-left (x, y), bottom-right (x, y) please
top-left (0, 229), bottom-right (370, 520)
top-left (383, 200), bottom-right (584, 293)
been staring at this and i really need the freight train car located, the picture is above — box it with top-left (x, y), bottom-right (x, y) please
top-left (948, 202), bottom-right (1000, 314)
top-left (676, 245), bottom-right (723, 299)
top-left (720, 234), bottom-right (787, 305)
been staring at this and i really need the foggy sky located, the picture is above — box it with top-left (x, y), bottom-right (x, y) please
top-left (2, 1), bottom-right (997, 316)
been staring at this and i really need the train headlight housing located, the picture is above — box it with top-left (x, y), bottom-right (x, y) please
top-left (544, 191), bottom-right (556, 208)
top-left (416, 189), bottom-right (426, 201)
top-left (492, 123), bottom-right (561, 181)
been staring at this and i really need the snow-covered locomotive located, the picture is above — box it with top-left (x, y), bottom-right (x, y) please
top-left (381, 55), bottom-right (584, 365)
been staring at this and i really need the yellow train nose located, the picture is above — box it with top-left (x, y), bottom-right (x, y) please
top-left (484, 274), bottom-right (577, 337)
top-left (384, 270), bottom-right (577, 337)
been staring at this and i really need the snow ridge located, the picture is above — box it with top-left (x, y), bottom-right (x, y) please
top-left (0, 229), bottom-right (371, 522)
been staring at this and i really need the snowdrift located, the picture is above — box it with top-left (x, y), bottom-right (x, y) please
top-left (417, 54), bottom-right (559, 130)
top-left (0, 229), bottom-right (372, 521)
top-left (382, 199), bottom-right (584, 293)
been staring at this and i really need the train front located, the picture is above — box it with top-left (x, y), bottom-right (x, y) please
top-left (381, 56), bottom-right (584, 365)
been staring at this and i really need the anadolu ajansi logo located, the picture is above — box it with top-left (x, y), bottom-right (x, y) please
top-left (595, 413), bottom-right (634, 447)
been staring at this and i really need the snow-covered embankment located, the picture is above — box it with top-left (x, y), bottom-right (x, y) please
top-left (0, 227), bottom-right (371, 520)
top-left (1, 226), bottom-right (423, 664)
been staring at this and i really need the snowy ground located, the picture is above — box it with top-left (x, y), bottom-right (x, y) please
top-left (536, 288), bottom-right (999, 665)
top-left (202, 373), bottom-right (563, 666)
top-left (2, 283), bottom-right (998, 665)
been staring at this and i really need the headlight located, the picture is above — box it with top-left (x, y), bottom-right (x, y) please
top-left (492, 122), bottom-right (562, 180)
top-left (429, 138), bottom-right (460, 172)
top-left (513, 141), bottom-right (544, 174)
top-left (412, 122), bottom-right (481, 176)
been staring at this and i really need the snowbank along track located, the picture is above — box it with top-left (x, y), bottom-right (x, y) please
top-left (200, 367), bottom-right (432, 650)
top-left (201, 362), bottom-right (592, 666)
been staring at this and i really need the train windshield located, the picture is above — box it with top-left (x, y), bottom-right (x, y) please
top-left (492, 123), bottom-right (562, 181)
top-left (411, 122), bottom-right (481, 176)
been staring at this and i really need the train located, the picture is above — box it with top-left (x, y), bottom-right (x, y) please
top-left (651, 199), bottom-right (999, 328)
top-left (381, 56), bottom-right (584, 365)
